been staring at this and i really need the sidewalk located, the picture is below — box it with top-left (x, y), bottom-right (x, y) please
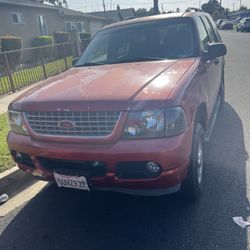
top-left (0, 83), bottom-right (43, 207)
top-left (0, 84), bottom-right (37, 115)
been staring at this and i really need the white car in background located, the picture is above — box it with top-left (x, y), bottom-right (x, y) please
top-left (236, 17), bottom-right (250, 32)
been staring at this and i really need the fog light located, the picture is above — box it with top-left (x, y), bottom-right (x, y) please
top-left (16, 152), bottom-right (22, 160)
top-left (90, 161), bottom-right (105, 167)
top-left (145, 162), bottom-right (161, 177)
top-left (92, 161), bottom-right (100, 167)
top-left (11, 151), bottom-right (22, 163)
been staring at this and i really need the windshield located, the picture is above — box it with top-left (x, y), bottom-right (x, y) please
top-left (76, 18), bottom-right (196, 67)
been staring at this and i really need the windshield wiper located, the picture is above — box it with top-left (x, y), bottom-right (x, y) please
top-left (109, 57), bottom-right (167, 64)
top-left (75, 57), bottom-right (167, 67)
top-left (74, 62), bottom-right (106, 67)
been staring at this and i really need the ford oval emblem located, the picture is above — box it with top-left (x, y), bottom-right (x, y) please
top-left (58, 120), bottom-right (75, 129)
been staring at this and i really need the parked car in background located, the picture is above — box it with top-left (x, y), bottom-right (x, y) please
top-left (7, 10), bottom-right (227, 201)
top-left (220, 21), bottom-right (234, 30)
top-left (233, 17), bottom-right (243, 25)
top-left (236, 17), bottom-right (250, 32)
top-left (216, 19), bottom-right (227, 28)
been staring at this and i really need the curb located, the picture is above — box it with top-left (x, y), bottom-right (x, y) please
top-left (0, 166), bottom-right (37, 199)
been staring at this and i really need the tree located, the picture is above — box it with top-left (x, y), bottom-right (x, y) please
top-left (135, 8), bottom-right (155, 17)
top-left (224, 8), bottom-right (230, 18)
top-left (135, 8), bottom-right (148, 17)
top-left (239, 5), bottom-right (248, 11)
top-left (201, 0), bottom-right (226, 19)
top-left (41, 0), bottom-right (68, 7)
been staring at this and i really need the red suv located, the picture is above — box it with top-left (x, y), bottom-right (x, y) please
top-left (7, 10), bottom-right (227, 200)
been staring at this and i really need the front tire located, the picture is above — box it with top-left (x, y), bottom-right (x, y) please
top-left (181, 123), bottom-right (205, 200)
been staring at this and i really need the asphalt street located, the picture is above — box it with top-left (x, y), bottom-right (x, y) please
top-left (1, 30), bottom-right (250, 250)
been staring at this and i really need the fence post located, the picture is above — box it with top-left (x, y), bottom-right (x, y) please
top-left (39, 48), bottom-right (47, 79)
top-left (63, 43), bottom-right (68, 70)
top-left (3, 52), bottom-right (15, 93)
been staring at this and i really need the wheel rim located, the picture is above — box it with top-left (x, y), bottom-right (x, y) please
top-left (197, 137), bottom-right (204, 185)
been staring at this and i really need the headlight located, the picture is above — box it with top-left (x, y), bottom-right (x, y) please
top-left (123, 110), bottom-right (165, 138)
top-left (8, 110), bottom-right (29, 135)
top-left (165, 107), bottom-right (188, 137)
top-left (123, 107), bottom-right (188, 139)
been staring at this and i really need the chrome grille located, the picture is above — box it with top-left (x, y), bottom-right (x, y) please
top-left (24, 111), bottom-right (121, 137)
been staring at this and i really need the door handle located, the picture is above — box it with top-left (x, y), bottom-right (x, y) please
top-left (214, 58), bottom-right (219, 65)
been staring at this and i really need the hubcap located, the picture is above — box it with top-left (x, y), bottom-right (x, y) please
top-left (197, 137), bottom-right (204, 185)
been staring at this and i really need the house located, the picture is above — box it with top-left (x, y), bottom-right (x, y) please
top-left (0, 0), bottom-right (111, 48)
top-left (88, 8), bottom-right (136, 23)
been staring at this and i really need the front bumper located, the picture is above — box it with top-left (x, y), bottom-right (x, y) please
top-left (7, 128), bottom-right (193, 194)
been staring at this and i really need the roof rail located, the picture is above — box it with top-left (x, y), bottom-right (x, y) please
top-left (123, 16), bottom-right (137, 21)
top-left (185, 7), bottom-right (203, 12)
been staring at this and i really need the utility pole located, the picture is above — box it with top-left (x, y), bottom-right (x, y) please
top-left (220, 0), bottom-right (222, 18)
top-left (239, 0), bottom-right (242, 9)
top-left (153, 0), bottom-right (159, 14)
top-left (233, 3), bottom-right (235, 11)
top-left (199, 0), bottom-right (201, 9)
top-left (110, 0), bottom-right (112, 11)
top-left (102, 0), bottom-right (106, 12)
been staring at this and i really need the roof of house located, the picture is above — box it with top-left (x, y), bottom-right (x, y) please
top-left (0, 0), bottom-right (111, 21)
top-left (87, 8), bottom-right (136, 22)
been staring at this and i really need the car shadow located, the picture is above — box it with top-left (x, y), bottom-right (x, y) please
top-left (0, 103), bottom-right (249, 250)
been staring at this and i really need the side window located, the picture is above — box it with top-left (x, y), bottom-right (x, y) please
top-left (201, 16), bottom-right (217, 42)
top-left (65, 22), bottom-right (71, 32)
top-left (11, 13), bottom-right (24, 24)
top-left (207, 16), bottom-right (222, 41)
top-left (38, 15), bottom-right (48, 36)
top-left (196, 17), bottom-right (210, 51)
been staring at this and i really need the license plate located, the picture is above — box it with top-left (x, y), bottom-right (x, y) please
top-left (54, 173), bottom-right (90, 191)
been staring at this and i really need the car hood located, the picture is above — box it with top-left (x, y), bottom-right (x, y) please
top-left (11, 59), bottom-right (196, 111)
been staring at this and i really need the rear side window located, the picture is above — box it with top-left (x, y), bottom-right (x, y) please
top-left (195, 17), bottom-right (210, 50)
top-left (201, 16), bottom-right (217, 42)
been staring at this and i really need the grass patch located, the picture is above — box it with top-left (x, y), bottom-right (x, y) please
top-left (0, 56), bottom-right (73, 95)
top-left (0, 113), bottom-right (15, 173)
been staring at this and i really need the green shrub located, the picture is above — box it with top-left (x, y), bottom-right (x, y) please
top-left (1, 35), bottom-right (22, 51)
top-left (31, 36), bottom-right (53, 47)
top-left (31, 36), bottom-right (53, 60)
top-left (0, 36), bottom-right (22, 70)
top-left (54, 32), bottom-right (69, 44)
top-left (79, 32), bottom-right (91, 40)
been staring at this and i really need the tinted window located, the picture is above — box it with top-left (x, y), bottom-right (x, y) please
top-left (77, 18), bottom-right (197, 66)
top-left (195, 17), bottom-right (210, 50)
top-left (201, 16), bottom-right (217, 42)
top-left (207, 15), bottom-right (222, 41)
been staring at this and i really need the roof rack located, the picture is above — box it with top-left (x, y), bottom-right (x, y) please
top-left (185, 7), bottom-right (203, 12)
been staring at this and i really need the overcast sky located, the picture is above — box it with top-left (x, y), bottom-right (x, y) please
top-left (67, 0), bottom-right (250, 13)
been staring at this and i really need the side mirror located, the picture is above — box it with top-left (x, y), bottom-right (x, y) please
top-left (204, 43), bottom-right (227, 61)
top-left (72, 58), bottom-right (79, 67)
